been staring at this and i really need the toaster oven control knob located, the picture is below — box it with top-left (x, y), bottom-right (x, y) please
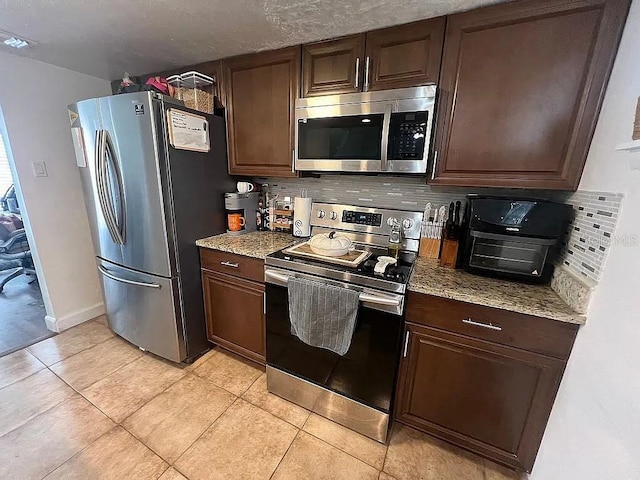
top-left (387, 217), bottom-right (399, 227)
top-left (330, 211), bottom-right (338, 220)
top-left (402, 218), bottom-right (414, 229)
top-left (317, 209), bottom-right (326, 219)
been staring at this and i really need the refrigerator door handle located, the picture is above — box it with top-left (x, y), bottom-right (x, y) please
top-left (104, 131), bottom-right (126, 244)
top-left (98, 264), bottom-right (161, 289)
top-left (95, 130), bottom-right (120, 244)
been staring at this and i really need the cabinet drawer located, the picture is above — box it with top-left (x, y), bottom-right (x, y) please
top-left (199, 248), bottom-right (264, 283)
top-left (406, 292), bottom-right (578, 359)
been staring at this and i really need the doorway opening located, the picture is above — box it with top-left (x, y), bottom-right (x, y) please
top-left (0, 119), bottom-right (53, 357)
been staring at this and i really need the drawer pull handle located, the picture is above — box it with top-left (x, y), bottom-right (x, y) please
top-left (220, 261), bottom-right (239, 268)
top-left (462, 318), bottom-right (502, 331)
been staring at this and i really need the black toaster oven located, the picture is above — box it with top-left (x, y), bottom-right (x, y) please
top-left (460, 196), bottom-right (573, 284)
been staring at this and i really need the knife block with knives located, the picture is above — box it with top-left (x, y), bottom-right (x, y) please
top-left (418, 203), bottom-right (445, 259)
top-left (439, 201), bottom-right (462, 268)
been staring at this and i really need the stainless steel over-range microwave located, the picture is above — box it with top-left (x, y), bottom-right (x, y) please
top-left (294, 85), bottom-right (436, 174)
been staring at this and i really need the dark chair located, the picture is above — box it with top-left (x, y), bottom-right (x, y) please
top-left (0, 229), bottom-right (36, 293)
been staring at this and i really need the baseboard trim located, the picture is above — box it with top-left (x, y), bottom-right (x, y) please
top-left (45, 302), bottom-right (106, 333)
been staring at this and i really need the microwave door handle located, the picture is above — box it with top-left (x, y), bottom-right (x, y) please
top-left (380, 104), bottom-right (392, 172)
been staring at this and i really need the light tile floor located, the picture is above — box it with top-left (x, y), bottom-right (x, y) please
top-left (0, 318), bottom-right (527, 480)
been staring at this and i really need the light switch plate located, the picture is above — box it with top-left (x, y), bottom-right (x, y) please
top-left (32, 161), bottom-right (48, 177)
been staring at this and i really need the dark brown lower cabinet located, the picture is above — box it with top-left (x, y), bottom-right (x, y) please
top-left (202, 269), bottom-right (265, 365)
top-left (396, 312), bottom-right (575, 473)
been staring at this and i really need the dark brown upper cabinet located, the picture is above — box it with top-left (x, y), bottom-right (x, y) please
top-left (222, 47), bottom-right (300, 177)
top-left (365, 18), bottom-right (445, 91)
top-left (430, 0), bottom-right (630, 190)
top-left (302, 35), bottom-right (366, 97)
top-left (301, 18), bottom-right (445, 97)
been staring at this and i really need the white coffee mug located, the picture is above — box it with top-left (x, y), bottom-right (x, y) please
top-left (237, 182), bottom-right (255, 194)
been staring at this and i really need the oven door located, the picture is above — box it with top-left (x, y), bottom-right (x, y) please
top-left (264, 268), bottom-right (404, 414)
top-left (468, 231), bottom-right (556, 278)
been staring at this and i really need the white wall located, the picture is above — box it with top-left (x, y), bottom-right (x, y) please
top-left (532, 1), bottom-right (640, 478)
top-left (0, 51), bottom-right (110, 331)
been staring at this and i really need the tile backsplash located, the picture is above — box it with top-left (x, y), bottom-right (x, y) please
top-left (258, 175), bottom-right (467, 213)
top-left (258, 175), bottom-right (623, 284)
top-left (560, 190), bottom-right (623, 284)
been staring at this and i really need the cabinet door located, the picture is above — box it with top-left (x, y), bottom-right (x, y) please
top-left (365, 18), bottom-right (445, 92)
top-left (395, 323), bottom-right (565, 473)
top-left (302, 35), bottom-right (365, 97)
top-left (432, 0), bottom-right (630, 189)
top-left (222, 47), bottom-right (300, 177)
top-left (202, 270), bottom-right (265, 365)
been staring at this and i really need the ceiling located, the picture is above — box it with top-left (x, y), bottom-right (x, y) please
top-left (1, 0), bottom-right (504, 80)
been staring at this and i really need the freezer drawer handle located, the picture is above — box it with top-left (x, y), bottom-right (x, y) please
top-left (264, 269), bottom-right (401, 307)
top-left (98, 265), bottom-right (161, 289)
top-left (462, 318), bottom-right (502, 331)
top-left (220, 261), bottom-right (239, 268)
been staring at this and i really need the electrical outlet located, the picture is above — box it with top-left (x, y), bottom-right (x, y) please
top-left (31, 161), bottom-right (48, 177)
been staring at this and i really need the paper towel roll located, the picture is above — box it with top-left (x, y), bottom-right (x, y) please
top-left (293, 197), bottom-right (312, 237)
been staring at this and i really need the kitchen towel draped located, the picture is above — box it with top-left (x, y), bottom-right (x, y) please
top-left (287, 276), bottom-right (359, 356)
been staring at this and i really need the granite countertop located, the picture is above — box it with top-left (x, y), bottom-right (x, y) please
top-left (196, 231), bottom-right (296, 260)
top-left (408, 258), bottom-right (586, 325)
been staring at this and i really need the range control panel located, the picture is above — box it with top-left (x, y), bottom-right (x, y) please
top-left (342, 211), bottom-right (382, 227)
top-left (310, 203), bottom-right (423, 240)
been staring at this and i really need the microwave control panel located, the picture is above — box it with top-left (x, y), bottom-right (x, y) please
top-left (388, 111), bottom-right (428, 160)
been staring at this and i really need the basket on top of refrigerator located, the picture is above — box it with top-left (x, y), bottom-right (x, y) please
top-left (167, 71), bottom-right (215, 114)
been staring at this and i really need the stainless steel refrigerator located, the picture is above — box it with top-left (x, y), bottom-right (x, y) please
top-left (68, 92), bottom-right (235, 363)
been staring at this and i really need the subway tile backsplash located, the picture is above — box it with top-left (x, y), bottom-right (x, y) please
top-left (258, 175), bottom-right (622, 285)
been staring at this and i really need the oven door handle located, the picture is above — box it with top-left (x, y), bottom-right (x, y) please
top-left (358, 293), bottom-right (401, 307)
top-left (265, 269), bottom-right (291, 284)
top-left (265, 269), bottom-right (401, 307)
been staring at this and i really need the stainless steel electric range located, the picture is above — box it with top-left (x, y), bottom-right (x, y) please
top-left (264, 203), bottom-right (423, 443)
